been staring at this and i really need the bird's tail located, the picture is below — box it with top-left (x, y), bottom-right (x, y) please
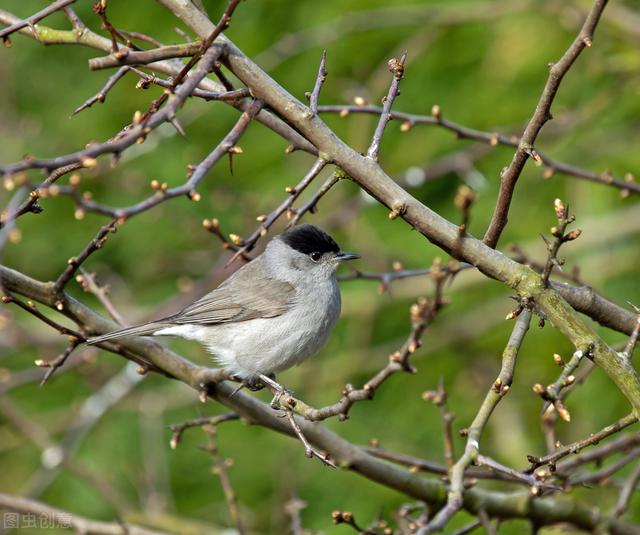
top-left (86, 322), bottom-right (170, 345)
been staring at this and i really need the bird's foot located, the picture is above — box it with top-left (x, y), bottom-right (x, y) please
top-left (236, 374), bottom-right (270, 392)
top-left (258, 373), bottom-right (294, 409)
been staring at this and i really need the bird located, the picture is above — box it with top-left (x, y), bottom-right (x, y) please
top-left (87, 224), bottom-right (359, 397)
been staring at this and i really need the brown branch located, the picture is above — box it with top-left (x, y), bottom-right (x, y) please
top-left (423, 379), bottom-right (456, 471)
top-left (365, 445), bottom-right (547, 486)
top-left (483, 0), bottom-right (610, 248)
top-left (554, 432), bottom-right (640, 476)
top-left (540, 198), bottom-right (581, 288)
top-left (288, 172), bottom-right (341, 227)
top-left (526, 413), bottom-right (639, 472)
top-left (226, 158), bottom-right (326, 264)
top-left (129, 67), bottom-right (249, 101)
top-left (38, 337), bottom-right (82, 386)
top-left (285, 409), bottom-right (337, 468)
top-left (59, 99), bottom-right (262, 221)
top-left (622, 309), bottom-right (640, 359)
top-left (168, 412), bottom-right (239, 450)
top-left (317, 105), bottom-right (640, 196)
top-left (72, 66), bottom-right (131, 115)
top-left (568, 446), bottom-right (640, 487)
top-left (76, 268), bottom-right (127, 325)
top-left (0, 164), bottom-right (82, 229)
top-left (54, 220), bottom-right (119, 295)
top-left (202, 218), bottom-right (252, 262)
top-left (0, 44), bottom-right (224, 174)
top-left (367, 52), bottom-right (406, 161)
top-left (1, 292), bottom-right (84, 340)
top-left (93, 1), bottom-right (124, 53)
top-left (0, 0), bottom-right (76, 43)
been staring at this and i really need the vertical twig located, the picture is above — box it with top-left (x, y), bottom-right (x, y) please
top-left (203, 423), bottom-right (246, 535)
top-left (419, 309), bottom-right (532, 533)
top-left (367, 52), bottom-right (407, 161)
top-left (308, 49), bottom-right (327, 116)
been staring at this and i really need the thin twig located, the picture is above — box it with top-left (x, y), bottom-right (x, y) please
top-left (613, 461), bottom-right (640, 517)
top-left (419, 309), bottom-right (532, 533)
top-left (483, 0), bottom-right (610, 248)
top-left (540, 198), bottom-right (580, 287)
top-left (367, 52), bottom-right (407, 161)
top-left (318, 105), bottom-right (640, 196)
top-left (168, 413), bottom-right (239, 450)
top-left (288, 172), bottom-right (341, 226)
top-left (0, 44), bottom-right (224, 174)
top-left (555, 432), bottom-right (640, 475)
top-left (54, 220), bottom-right (119, 296)
top-left (278, 285), bottom-right (446, 422)
top-left (0, 163), bottom-right (82, 229)
top-left (285, 409), bottom-right (337, 468)
top-left (568, 446), bottom-right (640, 487)
top-left (72, 66), bottom-right (130, 115)
top-left (423, 379), bottom-right (456, 471)
top-left (308, 49), bottom-right (327, 115)
top-left (76, 268), bottom-right (127, 326)
top-left (622, 309), bottom-right (640, 359)
top-left (129, 67), bottom-right (249, 101)
top-left (225, 158), bottom-right (327, 264)
top-left (526, 413), bottom-right (639, 472)
top-left (38, 337), bottom-right (82, 386)
top-left (203, 422), bottom-right (246, 534)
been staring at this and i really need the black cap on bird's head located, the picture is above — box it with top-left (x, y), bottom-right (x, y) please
top-left (281, 224), bottom-right (339, 255)
top-left (280, 224), bottom-right (359, 262)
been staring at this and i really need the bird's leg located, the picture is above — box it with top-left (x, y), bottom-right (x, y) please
top-left (258, 373), bottom-right (293, 409)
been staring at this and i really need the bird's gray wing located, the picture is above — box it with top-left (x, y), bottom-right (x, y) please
top-left (166, 258), bottom-right (296, 325)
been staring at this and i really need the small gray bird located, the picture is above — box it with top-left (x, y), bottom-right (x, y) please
top-left (88, 225), bottom-right (358, 392)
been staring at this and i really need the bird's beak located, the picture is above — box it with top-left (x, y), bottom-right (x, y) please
top-left (335, 251), bottom-right (360, 262)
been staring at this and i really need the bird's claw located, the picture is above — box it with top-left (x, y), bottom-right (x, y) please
top-left (258, 373), bottom-right (294, 409)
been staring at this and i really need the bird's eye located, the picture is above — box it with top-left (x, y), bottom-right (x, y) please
top-left (310, 251), bottom-right (322, 262)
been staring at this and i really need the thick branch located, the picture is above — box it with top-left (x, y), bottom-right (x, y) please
top-left (88, 42), bottom-right (202, 70)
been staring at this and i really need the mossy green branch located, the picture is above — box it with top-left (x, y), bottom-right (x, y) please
top-left (515, 268), bottom-right (640, 416)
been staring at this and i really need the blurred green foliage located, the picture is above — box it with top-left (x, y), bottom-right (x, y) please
top-left (1, 0), bottom-right (639, 533)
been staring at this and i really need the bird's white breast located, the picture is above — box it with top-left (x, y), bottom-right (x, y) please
top-left (193, 277), bottom-right (341, 379)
